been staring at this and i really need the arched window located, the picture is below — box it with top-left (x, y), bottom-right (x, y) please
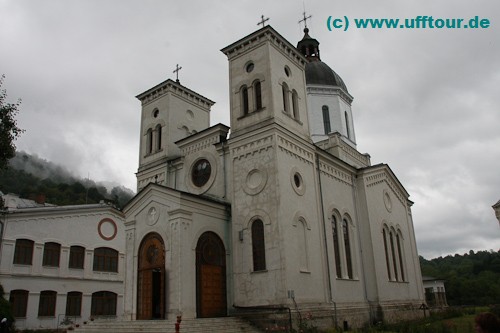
top-left (14, 239), bottom-right (34, 265)
top-left (91, 291), bottom-right (117, 316)
top-left (155, 124), bottom-right (162, 151)
top-left (253, 81), bottom-right (262, 110)
top-left (396, 233), bottom-right (405, 281)
top-left (389, 231), bottom-right (399, 281)
top-left (38, 290), bottom-right (57, 317)
top-left (345, 111), bottom-right (351, 139)
top-left (9, 289), bottom-right (29, 318)
top-left (241, 85), bottom-right (249, 115)
top-left (343, 219), bottom-right (353, 279)
top-left (322, 105), bottom-right (331, 134)
top-left (332, 215), bottom-right (342, 278)
top-left (251, 219), bottom-right (266, 271)
top-left (69, 245), bottom-right (85, 269)
top-left (292, 90), bottom-right (299, 119)
top-left (42, 242), bottom-right (61, 267)
top-left (146, 128), bottom-right (153, 154)
top-left (382, 228), bottom-right (392, 280)
top-left (282, 83), bottom-right (290, 113)
top-left (298, 219), bottom-right (308, 271)
top-left (93, 247), bottom-right (118, 272)
top-left (66, 291), bottom-right (82, 316)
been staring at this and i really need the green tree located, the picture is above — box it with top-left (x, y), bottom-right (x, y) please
top-left (0, 75), bottom-right (24, 170)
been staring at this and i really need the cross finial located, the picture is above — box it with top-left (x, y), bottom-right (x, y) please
top-left (299, 11), bottom-right (312, 29)
top-left (173, 64), bottom-right (182, 83)
top-left (257, 14), bottom-right (269, 28)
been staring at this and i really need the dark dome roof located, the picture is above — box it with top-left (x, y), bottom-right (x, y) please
top-left (305, 61), bottom-right (348, 92)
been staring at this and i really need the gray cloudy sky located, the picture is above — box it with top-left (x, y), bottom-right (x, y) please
top-left (1, 0), bottom-right (499, 259)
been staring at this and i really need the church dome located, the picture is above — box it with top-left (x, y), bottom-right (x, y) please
top-left (297, 27), bottom-right (348, 92)
top-left (305, 61), bottom-right (348, 92)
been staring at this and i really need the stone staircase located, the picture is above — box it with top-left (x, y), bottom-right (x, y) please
top-left (72, 317), bottom-right (263, 333)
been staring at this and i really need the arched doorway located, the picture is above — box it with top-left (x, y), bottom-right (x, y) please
top-left (137, 233), bottom-right (166, 320)
top-left (196, 232), bottom-right (227, 318)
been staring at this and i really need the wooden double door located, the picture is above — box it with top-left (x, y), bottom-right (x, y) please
top-left (137, 233), bottom-right (165, 320)
top-left (196, 232), bottom-right (227, 318)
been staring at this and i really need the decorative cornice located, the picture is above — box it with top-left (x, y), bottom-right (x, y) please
top-left (319, 161), bottom-right (353, 186)
top-left (306, 85), bottom-right (353, 104)
top-left (231, 135), bottom-right (274, 160)
top-left (277, 135), bottom-right (314, 165)
top-left (364, 170), bottom-right (406, 206)
top-left (221, 26), bottom-right (307, 69)
top-left (136, 79), bottom-right (215, 108)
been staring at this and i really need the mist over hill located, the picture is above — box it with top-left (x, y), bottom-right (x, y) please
top-left (0, 151), bottom-right (135, 209)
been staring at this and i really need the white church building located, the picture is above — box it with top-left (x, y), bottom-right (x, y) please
top-left (0, 25), bottom-right (425, 330)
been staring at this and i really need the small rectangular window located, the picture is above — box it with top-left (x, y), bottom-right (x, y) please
top-left (43, 242), bottom-right (61, 267)
top-left (38, 291), bottom-right (57, 317)
top-left (66, 292), bottom-right (82, 316)
top-left (14, 239), bottom-right (34, 265)
top-left (69, 246), bottom-right (85, 269)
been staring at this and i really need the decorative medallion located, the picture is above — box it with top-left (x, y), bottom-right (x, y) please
top-left (147, 206), bottom-right (159, 226)
top-left (383, 190), bottom-right (393, 213)
top-left (98, 218), bottom-right (117, 241)
top-left (243, 168), bottom-right (267, 195)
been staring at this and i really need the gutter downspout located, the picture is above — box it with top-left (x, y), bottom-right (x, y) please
top-left (351, 172), bottom-right (372, 324)
top-left (315, 153), bottom-right (337, 328)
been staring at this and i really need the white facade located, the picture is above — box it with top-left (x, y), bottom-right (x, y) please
top-left (0, 202), bottom-right (125, 330)
top-left (0, 25), bottom-right (425, 330)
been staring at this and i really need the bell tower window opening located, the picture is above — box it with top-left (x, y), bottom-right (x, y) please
top-left (155, 124), bottom-right (162, 151)
top-left (282, 83), bottom-right (290, 114)
top-left (292, 90), bottom-right (299, 119)
top-left (241, 86), bottom-right (249, 115)
top-left (146, 128), bottom-right (153, 155)
top-left (253, 81), bottom-right (262, 110)
top-left (322, 105), bottom-right (331, 134)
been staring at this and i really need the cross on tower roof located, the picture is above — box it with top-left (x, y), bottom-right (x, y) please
top-left (173, 64), bottom-right (182, 83)
top-left (257, 15), bottom-right (269, 28)
top-left (299, 11), bottom-right (312, 29)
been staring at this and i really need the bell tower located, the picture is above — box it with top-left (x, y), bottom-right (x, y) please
top-left (221, 26), bottom-right (311, 140)
top-left (135, 79), bottom-right (214, 192)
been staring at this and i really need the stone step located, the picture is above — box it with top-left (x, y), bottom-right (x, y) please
top-left (72, 317), bottom-right (263, 333)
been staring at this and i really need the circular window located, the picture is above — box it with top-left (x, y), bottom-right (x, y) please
top-left (153, 109), bottom-right (159, 118)
top-left (191, 159), bottom-right (212, 187)
top-left (383, 190), bottom-right (393, 212)
top-left (246, 62), bottom-right (254, 73)
top-left (284, 66), bottom-right (291, 77)
top-left (293, 173), bottom-right (301, 188)
top-left (290, 168), bottom-right (306, 196)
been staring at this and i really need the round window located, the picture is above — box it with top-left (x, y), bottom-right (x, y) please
top-left (246, 62), bottom-right (254, 73)
top-left (153, 109), bottom-right (159, 118)
top-left (284, 66), bottom-right (291, 77)
top-left (191, 159), bottom-right (211, 187)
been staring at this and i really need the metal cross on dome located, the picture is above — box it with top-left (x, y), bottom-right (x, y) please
top-left (299, 11), bottom-right (312, 29)
top-left (257, 15), bottom-right (269, 28)
top-left (173, 64), bottom-right (182, 83)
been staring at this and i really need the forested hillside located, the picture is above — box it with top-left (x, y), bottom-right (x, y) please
top-left (0, 151), bottom-right (134, 209)
top-left (420, 250), bottom-right (500, 306)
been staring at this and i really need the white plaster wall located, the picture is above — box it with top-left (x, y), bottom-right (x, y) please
top-left (1, 207), bottom-right (125, 330)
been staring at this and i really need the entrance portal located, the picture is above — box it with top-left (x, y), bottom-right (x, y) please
top-left (137, 233), bottom-right (165, 319)
top-left (196, 232), bottom-right (227, 318)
